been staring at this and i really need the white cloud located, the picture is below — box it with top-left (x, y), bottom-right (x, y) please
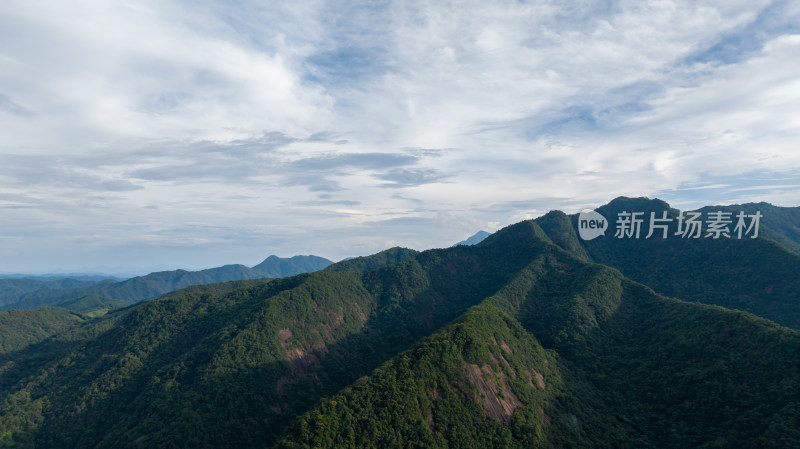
top-left (0, 0), bottom-right (798, 273)
top-left (0, 0), bottom-right (332, 149)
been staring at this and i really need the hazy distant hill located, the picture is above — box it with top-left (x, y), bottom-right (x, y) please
top-left (253, 255), bottom-right (333, 278)
top-left (0, 205), bottom-right (797, 448)
top-left (0, 274), bottom-right (123, 282)
top-left (0, 278), bottom-right (103, 308)
top-left (452, 230), bottom-right (492, 246)
top-left (0, 255), bottom-right (333, 311)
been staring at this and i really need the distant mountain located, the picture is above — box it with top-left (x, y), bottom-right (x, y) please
top-left (253, 255), bottom-right (333, 278)
top-left (0, 278), bottom-right (104, 308)
top-left (0, 255), bottom-right (333, 311)
top-left (0, 208), bottom-right (797, 448)
top-left (452, 230), bottom-right (491, 246)
top-left (0, 274), bottom-right (124, 282)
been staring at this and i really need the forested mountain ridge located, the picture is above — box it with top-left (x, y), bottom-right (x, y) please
top-left (323, 247), bottom-right (419, 273)
top-left (0, 213), bottom-right (797, 448)
top-left (280, 264), bottom-right (799, 448)
top-left (0, 223), bottom-right (554, 447)
top-left (535, 197), bottom-right (800, 328)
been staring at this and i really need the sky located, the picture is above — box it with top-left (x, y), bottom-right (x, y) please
top-left (1, 0), bottom-right (799, 275)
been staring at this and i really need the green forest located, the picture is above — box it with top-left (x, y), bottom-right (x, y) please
top-left (0, 198), bottom-right (798, 448)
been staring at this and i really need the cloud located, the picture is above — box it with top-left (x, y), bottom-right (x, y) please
top-left (654, 169), bottom-right (800, 208)
top-left (0, 154), bottom-right (142, 192)
top-left (0, 94), bottom-right (34, 117)
top-left (290, 152), bottom-right (419, 171)
top-left (297, 199), bottom-right (361, 206)
top-left (281, 174), bottom-right (345, 192)
top-left (434, 211), bottom-right (484, 233)
top-left (0, 0), bottom-right (334, 149)
top-left (376, 168), bottom-right (449, 188)
top-left (1, 0), bottom-right (799, 273)
top-left (682, 0), bottom-right (800, 65)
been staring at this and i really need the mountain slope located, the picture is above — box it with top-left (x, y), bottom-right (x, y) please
top-left (280, 241), bottom-right (800, 448)
top-left (279, 303), bottom-right (563, 449)
top-left (0, 294), bottom-right (133, 355)
top-left (0, 309), bottom-right (85, 354)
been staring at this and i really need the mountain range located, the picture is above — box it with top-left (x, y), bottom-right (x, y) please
top-left (0, 197), bottom-right (798, 448)
top-left (0, 255), bottom-right (333, 312)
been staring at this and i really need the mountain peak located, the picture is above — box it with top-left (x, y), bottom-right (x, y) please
top-left (252, 254), bottom-right (333, 278)
top-left (452, 230), bottom-right (492, 247)
top-left (600, 196), bottom-right (673, 214)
